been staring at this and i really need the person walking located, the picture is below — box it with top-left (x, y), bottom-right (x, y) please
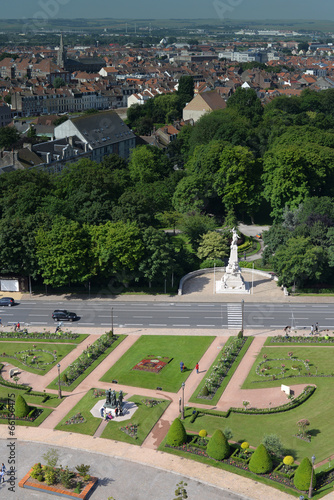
top-left (0, 463), bottom-right (6, 483)
top-left (0, 317), bottom-right (2, 327)
top-left (310, 325), bottom-right (314, 335)
top-left (195, 363), bottom-right (199, 374)
top-left (314, 322), bottom-right (319, 334)
top-left (180, 361), bottom-right (184, 373)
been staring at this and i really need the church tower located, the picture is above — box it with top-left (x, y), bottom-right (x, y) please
top-left (57, 34), bottom-right (66, 69)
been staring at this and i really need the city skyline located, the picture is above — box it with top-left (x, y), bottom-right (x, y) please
top-left (1, 0), bottom-right (333, 22)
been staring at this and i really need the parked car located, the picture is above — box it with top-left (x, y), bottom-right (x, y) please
top-left (0, 297), bottom-right (15, 307)
top-left (52, 310), bottom-right (78, 322)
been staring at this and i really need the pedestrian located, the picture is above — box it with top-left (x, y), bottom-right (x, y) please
top-left (315, 322), bottom-right (319, 334)
top-left (17, 322), bottom-right (20, 331)
top-left (0, 317), bottom-right (2, 326)
top-left (115, 407), bottom-right (118, 417)
top-left (100, 407), bottom-right (104, 418)
top-left (13, 323), bottom-right (17, 332)
top-left (0, 463), bottom-right (5, 483)
top-left (180, 361), bottom-right (184, 373)
top-left (310, 325), bottom-right (314, 335)
top-left (195, 363), bottom-right (199, 374)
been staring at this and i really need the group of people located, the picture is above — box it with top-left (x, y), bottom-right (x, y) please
top-left (100, 406), bottom-right (123, 420)
top-left (0, 463), bottom-right (6, 483)
top-left (180, 361), bottom-right (200, 373)
top-left (310, 323), bottom-right (319, 335)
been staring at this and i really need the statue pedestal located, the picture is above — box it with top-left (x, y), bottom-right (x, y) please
top-left (216, 228), bottom-right (250, 294)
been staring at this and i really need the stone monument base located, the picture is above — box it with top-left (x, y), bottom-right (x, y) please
top-left (216, 271), bottom-right (250, 294)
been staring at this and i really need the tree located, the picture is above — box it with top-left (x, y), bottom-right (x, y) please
top-left (166, 418), bottom-right (187, 446)
top-left (206, 429), bottom-right (230, 460)
top-left (262, 434), bottom-right (284, 458)
top-left (138, 227), bottom-right (175, 286)
top-left (226, 87), bottom-right (263, 124)
top-left (248, 444), bottom-right (273, 474)
top-left (297, 419), bottom-right (310, 438)
top-left (214, 145), bottom-right (262, 219)
top-left (273, 236), bottom-right (326, 287)
top-left (0, 126), bottom-right (20, 149)
top-left (35, 217), bottom-right (93, 287)
top-left (294, 457), bottom-right (316, 491)
top-left (298, 41), bottom-right (309, 52)
top-left (197, 231), bottom-right (228, 261)
top-left (177, 75), bottom-right (194, 107)
top-left (179, 212), bottom-right (217, 250)
top-left (53, 77), bottom-right (65, 88)
top-left (128, 145), bottom-right (169, 184)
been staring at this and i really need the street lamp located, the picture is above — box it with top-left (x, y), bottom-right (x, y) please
top-left (308, 455), bottom-right (316, 499)
top-left (57, 363), bottom-right (62, 399)
top-left (181, 382), bottom-right (185, 420)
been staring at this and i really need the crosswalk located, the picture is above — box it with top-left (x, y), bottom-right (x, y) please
top-left (227, 303), bottom-right (243, 330)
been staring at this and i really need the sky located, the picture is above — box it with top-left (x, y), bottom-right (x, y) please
top-left (1, 0), bottom-right (333, 21)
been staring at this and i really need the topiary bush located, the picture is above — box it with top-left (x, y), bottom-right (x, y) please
top-left (294, 457), bottom-right (316, 491)
top-left (206, 429), bottom-right (230, 460)
top-left (61, 373), bottom-right (68, 383)
top-left (199, 429), bottom-right (207, 438)
top-left (249, 444), bottom-right (273, 474)
top-left (166, 418), bottom-right (187, 447)
top-left (201, 386), bottom-right (209, 396)
top-left (241, 441), bottom-right (249, 451)
top-left (283, 455), bottom-right (294, 466)
top-left (15, 394), bottom-right (29, 418)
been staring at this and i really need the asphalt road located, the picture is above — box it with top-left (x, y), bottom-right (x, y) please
top-left (0, 440), bottom-right (248, 500)
top-left (1, 300), bottom-right (334, 331)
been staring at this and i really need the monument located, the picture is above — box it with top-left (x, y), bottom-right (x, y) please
top-left (103, 388), bottom-right (124, 416)
top-left (216, 227), bottom-right (249, 294)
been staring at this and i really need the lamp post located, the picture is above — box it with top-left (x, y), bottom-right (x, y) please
top-left (181, 382), bottom-right (185, 420)
top-left (57, 363), bottom-right (62, 399)
top-left (308, 455), bottom-right (316, 498)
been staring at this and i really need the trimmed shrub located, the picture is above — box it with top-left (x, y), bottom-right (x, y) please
top-left (199, 259), bottom-right (225, 269)
top-left (201, 386), bottom-right (209, 396)
top-left (237, 330), bottom-right (243, 339)
top-left (283, 456), bottom-right (294, 466)
top-left (249, 444), bottom-right (273, 474)
top-left (262, 434), bottom-right (284, 457)
top-left (30, 463), bottom-right (44, 481)
top-left (294, 457), bottom-right (316, 491)
top-left (15, 394), bottom-right (29, 418)
top-left (241, 441), bottom-right (249, 450)
top-left (166, 418), bottom-right (187, 446)
top-left (199, 429), bottom-right (207, 438)
top-left (61, 373), bottom-right (68, 383)
top-left (206, 429), bottom-right (230, 460)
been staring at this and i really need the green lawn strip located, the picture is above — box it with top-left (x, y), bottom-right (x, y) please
top-left (0, 342), bottom-right (77, 375)
top-left (0, 333), bottom-right (88, 344)
top-left (189, 336), bottom-right (253, 405)
top-left (99, 335), bottom-right (215, 393)
top-left (47, 335), bottom-right (125, 392)
top-left (100, 395), bottom-right (170, 445)
top-left (55, 388), bottom-right (117, 436)
top-left (158, 435), bottom-right (299, 498)
top-left (0, 408), bottom-right (53, 427)
top-left (0, 387), bottom-right (64, 408)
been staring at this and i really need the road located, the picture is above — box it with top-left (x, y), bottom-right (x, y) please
top-left (1, 300), bottom-right (334, 331)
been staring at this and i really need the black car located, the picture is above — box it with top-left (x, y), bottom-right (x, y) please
top-left (52, 310), bottom-right (78, 322)
top-left (0, 297), bottom-right (15, 307)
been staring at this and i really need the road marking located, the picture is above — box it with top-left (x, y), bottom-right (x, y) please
top-left (173, 324), bottom-right (190, 327)
top-left (78, 323), bottom-right (95, 326)
top-left (31, 322), bottom-right (48, 325)
top-left (123, 323), bottom-right (143, 326)
top-left (196, 324), bottom-right (215, 327)
top-left (28, 314), bottom-right (48, 317)
top-left (169, 316), bottom-right (189, 319)
top-left (149, 324), bottom-right (167, 327)
top-left (101, 323), bottom-right (118, 326)
top-left (133, 316), bottom-right (153, 318)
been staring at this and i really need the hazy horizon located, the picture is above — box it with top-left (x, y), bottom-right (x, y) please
top-left (1, 0), bottom-right (333, 22)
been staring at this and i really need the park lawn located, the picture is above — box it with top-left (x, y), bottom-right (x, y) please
top-left (47, 335), bottom-right (125, 392)
top-left (184, 345), bottom-right (334, 462)
top-left (55, 388), bottom-right (106, 435)
top-left (0, 332), bottom-right (88, 343)
top-left (0, 386), bottom-right (64, 408)
top-left (100, 395), bottom-right (170, 445)
top-left (99, 335), bottom-right (215, 392)
top-left (0, 342), bottom-right (77, 375)
top-left (0, 408), bottom-right (53, 427)
top-left (189, 336), bottom-right (253, 405)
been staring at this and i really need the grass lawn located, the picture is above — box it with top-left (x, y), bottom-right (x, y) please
top-left (55, 388), bottom-right (106, 436)
top-left (0, 407), bottom-right (53, 427)
top-left (0, 342), bottom-right (77, 375)
top-left (0, 332), bottom-right (88, 344)
top-left (47, 335), bottom-right (125, 392)
top-left (189, 336), bottom-right (253, 405)
top-left (100, 395), bottom-right (170, 445)
top-left (0, 385), bottom-right (64, 408)
top-left (99, 335), bottom-right (215, 392)
top-left (184, 345), bottom-right (334, 462)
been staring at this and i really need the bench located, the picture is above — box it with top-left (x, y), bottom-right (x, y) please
top-left (10, 368), bottom-right (20, 378)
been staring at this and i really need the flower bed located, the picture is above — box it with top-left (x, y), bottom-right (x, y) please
top-left (230, 447), bottom-right (253, 464)
top-left (19, 465), bottom-right (97, 500)
top-left (270, 335), bottom-right (334, 344)
top-left (0, 330), bottom-right (79, 341)
top-left (198, 337), bottom-right (247, 400)
top-left (65, 412), bottom-right (86, 425)
top-left (120, 424), bottom-right (138, 439)
top-left (0, 348), bottom-right (58, 371)
top-left (0, 407), bottom-right (43, 422)
top-left (133, 355), bottom-right (171, 373)
top-left (141, 398), bottom-right (162, 407)
top-left (273, 462), bottom-right (296, 479)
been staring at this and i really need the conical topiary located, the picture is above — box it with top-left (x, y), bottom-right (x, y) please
top-left (15, 394), bottom-right (29, 418)
top-left (294, 457), bottom-right (316, 491)
top-left (206, 429), bottom-right (230, 460)
top-left (249, 444), bottom-right (273, 474)
top-left (166, 418), bottom-right (187, 447)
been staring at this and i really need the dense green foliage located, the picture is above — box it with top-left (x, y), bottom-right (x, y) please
top-left (293, 457), bottom-right (315, 491)
top-left (166, 418), bottom-right (187, 446)
top-left (2, 88), bottom-right (334, 290)
top-left (15, 394), bottom-right (29, 417)
top-left (206, 429), bottom-right (230, 460)
top-left (248, 444), bottom-right (273, 474)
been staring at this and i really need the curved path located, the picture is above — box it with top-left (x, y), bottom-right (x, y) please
top-left (0, 327), bottom-right (321, 500)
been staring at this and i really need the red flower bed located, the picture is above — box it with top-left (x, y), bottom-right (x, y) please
top-left (133, 357), bottom-right (168, 373)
